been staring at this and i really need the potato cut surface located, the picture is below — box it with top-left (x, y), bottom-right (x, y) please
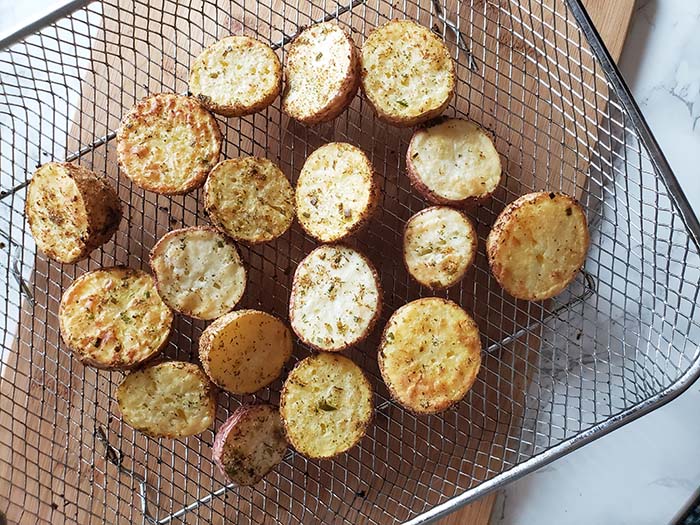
top-left (213, 404), bottom-right (287, 486)
top-left (296, 142), bottom-right (378, 242)
top-left (487, 191), bottom-right (589, 301)
top-left (280, 353), bottom-right (372, 458)
top-left (117, 361), bottom-right (216, 438)
top-left (360, 19), bottom-right (455, 126)
top-left (205, 157), bottom-right (294, 244)
top-left (282, 22), bottom-right (359, 123)
top-left (289, 245), bottom-right (381, 351)
top-left (117, 93), bottom-right (221, 194)
top-left (407, 118), bottom-right (501, 204)
top-left (150, 227), bottom-right (246, 320)
top-left (26, 162), bottom-right (122, 264)
top-left (199, 310), bottom-right (293, 394)
top-left (379, 298), bottom-right (481, 414)
top-left (189, 36), bottom-right (282, 117)
top-left (59, 267), bottom-right (173, 369)
top-left (403, 206), bottom-right (476, 289)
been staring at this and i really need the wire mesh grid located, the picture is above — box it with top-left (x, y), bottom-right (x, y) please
top-left (0, 0), bottom-right (699, 523)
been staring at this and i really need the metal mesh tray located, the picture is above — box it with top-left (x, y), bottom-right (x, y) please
top-left (1, 0), bottom-right (699, 523)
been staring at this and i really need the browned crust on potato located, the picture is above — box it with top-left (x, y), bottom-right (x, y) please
top-left (25, 162), bottom-right (122, 264)
top-left (401, 206), bottom-right (477, 290)
top-left (288, 244), bottom-right (383, 352)
top-left (282, 23), bottom-right (360, 125)
top-left (117, 93), bottom-right (222, 195)
top-left (486, 191), bottom-right (590, 301)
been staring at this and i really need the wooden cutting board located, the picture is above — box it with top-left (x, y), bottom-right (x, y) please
top-left (437, 1), bottom-right (634, 523)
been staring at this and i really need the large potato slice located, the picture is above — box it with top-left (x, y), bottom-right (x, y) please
top-left (25, 162), bottom-right (122, 264)
top-left (204, 157), bottom-right (295, 244)
top-left (59, 267), bottom-right (173, 369)
top-left (282, 22), bottom-right (359, 124)
top-left (189, 36), bottom-right (282, 117)
top-left (295, 142), bottom-right (379, 242)
top-left (289, 244), bottom-right (382, 352)
top-left (117, 93), bottom-right (222, 195)
top-left (212, 404), bottom-right (288, 486)
top-left (378, 297), bottom-right (481, 414)
top-left (486, 191), bottom-right (590, 301)
top-left (407, 118), bottom-right (502, 206)
top-left (403, 206), bottom-right (477, 289)
top-left (199, 309), bottom-right (293, 394)
top-left (360, 19), bottom-right (455, 127)
top-left (280, 353), bottom-right (373, 459)
top-left (149, 226), bottom-right (246, 320)
top-left (117, 361), bottom-right (216, 439)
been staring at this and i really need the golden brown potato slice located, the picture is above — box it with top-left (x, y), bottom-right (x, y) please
top-left (289, 244), bottom-right (382, 352)
top-left (212, 404), bottom-right (288, 486)
top-left (280, 353), bottom-right (373, 459)
top-left (199, 309), bottom-right (293, 394)
top-left (487, 191), bottom-right (590, 301)
top-left (407, 118), bottom-right (502, 205)
top-left (204, 157), bottom-right (295, 244)
top-left (360, 19), bottom-right (455, 127)
top-left (378, 297), bottom-right (481, 414)
top-left (295, 142), bottom-right (379, 242)
top-left (117, 361), bottom-right (216, 439)
top-left (189, 36), bottom-right (282, 117)
top-left (282, 22), bottom-right (359, 124)
top-left (403, 206), bottom-right (477, 289)
top-left (59, 267), bottom-right (173, 369)
top-left (117, 93), bottom-right (222, 195)
top-left (25, 162), bottom-right (122, 264)
top-left (149, 226), bottom-right (246, 320)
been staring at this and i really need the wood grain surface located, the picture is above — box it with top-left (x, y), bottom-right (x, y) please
top-left (0, 0), bottom-right (634, 524)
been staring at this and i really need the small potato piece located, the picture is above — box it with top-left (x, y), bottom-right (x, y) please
top-left (280, 353), bottom-right (373, 458)
top-left (117, 93), bottom-right (222, 195)
top-left (295, 142), bottom-right (379, 242)
top-left (360, 19), bottom-right (455, 127)
top-left (289, 245), bottom-right (381, 352)
top-left (407, 118), bottom-right (502, 205)
top-left (150, 227), bottom-right (246, 320)
top-left (213, 404), bottom-right (288, 486)
top-left (378, 298), bottom-right (481, 414)
top-left (403, 206), bottom-right (476, 289)
top-left (486, 191), bottom-right (590, 301)
top-left (204, 157), bottom-right (294, 244)
top-left (199, 310), bottom-right (293, 394)
top-left (282, 22), bottom-right (359, 124)
top-left (59, 267), bottom-right (173, 369)
top-left (189, 36), bottom-right (282, 117)
top-left (117, 361), bottom-right (216, 439)
top-left (25, 162), bottom-right (122, 264)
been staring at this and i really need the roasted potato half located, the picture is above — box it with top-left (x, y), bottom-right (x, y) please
top-left (295, 142), bottom-right (379, 242)
top-left (486, 191), bottom-right (590, 301)
top-left (282, 22), bottom-right (359, 124)
top-left (213, 404), bottom-right (288, 486)
top-left (280, 353), bottom-right (373, 459)
top-left (199, 309), bottom-right (293, 394)
top-left (360, 19), bottom-right (455, 127)
top-left (403, 206), bottom-right (477, 289)
top-left (149, 226), bottom-right (246, 320)
top-left (59, 267), bottom-right (173, 369)
top-left (25, 162), bottom-right (122, 264)
top-left (189, 36), bottom-right (282, 117)
top-left (289, 244), bottom-right (382, 352)
top-left (117, 361), bottom-right (216, 439)
top-left (407, 118), bottom-right (502, 206)
top-left (117, 93), bottom-right (222, 195)
top-left (204, 157), bottom-right (295, 244)
top-left (378, 297), bottom-right (481, 414)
